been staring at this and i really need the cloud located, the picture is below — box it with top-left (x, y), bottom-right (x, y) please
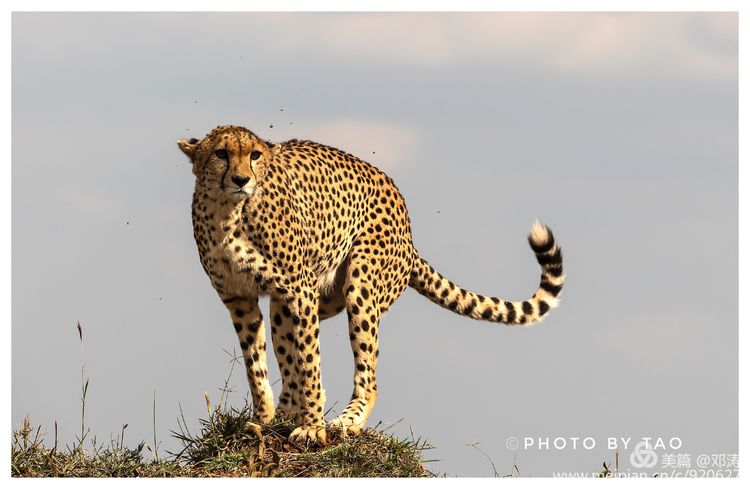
top-left (290, 118), bottom-right (421, 169)
top-left (13, 13), bottom-right (736, 84)
top-left (263, 13), bottom-right (737, 81)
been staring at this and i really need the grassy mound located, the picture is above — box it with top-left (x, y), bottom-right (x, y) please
top-left (11, 403), bottom-right (433, 478)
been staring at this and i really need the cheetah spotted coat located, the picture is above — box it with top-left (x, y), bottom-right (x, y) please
top-left (178, 125), bottom-right (564, 444)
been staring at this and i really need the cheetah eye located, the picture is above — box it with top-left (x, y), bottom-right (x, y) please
top-left (214, 149), bottom-right (229, 159)
top-left (250, 150), bottom-right (262, 161)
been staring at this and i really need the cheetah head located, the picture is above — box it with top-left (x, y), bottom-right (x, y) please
top-left (178, 125), bottom-right (277, 201)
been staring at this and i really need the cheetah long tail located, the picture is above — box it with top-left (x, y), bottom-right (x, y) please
top-left (408, 221), bottom-right (564, 325)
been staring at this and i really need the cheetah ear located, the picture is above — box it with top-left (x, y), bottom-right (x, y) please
top-left (177, 138), bottom-right (200, 160)
top-left (266, 140), bottom-right (281, 155)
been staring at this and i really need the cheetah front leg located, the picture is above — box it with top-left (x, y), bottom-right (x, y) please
top-left (269, 297), bottom-right (301, 422)
top-left (222, 295), bottom-right (275, 423)
top-left (272, 275), bottom-right (342, 426)
top-left (284, 285), bottom-right (328, 445)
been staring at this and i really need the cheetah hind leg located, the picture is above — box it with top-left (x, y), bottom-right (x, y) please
top-left (327, 265), bottom-right (382, 436)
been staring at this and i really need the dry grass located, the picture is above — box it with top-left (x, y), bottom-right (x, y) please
top-left (12, 401), bottom-right (433, 478)
top-left (11, 415), bottom-right (188, 477)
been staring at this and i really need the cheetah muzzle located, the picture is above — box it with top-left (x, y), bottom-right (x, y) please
top-left (177, 125), bottom-right (565, 444)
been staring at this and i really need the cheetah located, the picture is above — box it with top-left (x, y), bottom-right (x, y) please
top-left (177, 125), bottom-right (564, 444)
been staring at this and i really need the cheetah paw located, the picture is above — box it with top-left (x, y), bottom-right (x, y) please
top-left (289, 425), bottom-right (327, 446)
top-left (327, 416), bottom-right (364, 436)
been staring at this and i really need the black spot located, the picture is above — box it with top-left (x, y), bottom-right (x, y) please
top-left (522, 301), bottom-right (533, 315)
top-left (538, 300), bottom-right (550, 316)
top-left (547, 265), bottom-right (564, 278)
top-left (505, 302), bottom-right (516, 323)
top-left (481, 308), bottom-right (493, 320)
top-left (540, 280), bottom-right (562, 296)
top-left (536, 247), bottom-right (563, 266)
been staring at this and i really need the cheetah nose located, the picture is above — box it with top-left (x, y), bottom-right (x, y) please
top-left (231, 175), bottom-right (250, 187)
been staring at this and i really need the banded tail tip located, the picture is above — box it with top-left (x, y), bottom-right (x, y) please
top-left (528, 220), bottom-right (555, 253)
top-left (528, 219), bottom-right (564, 312)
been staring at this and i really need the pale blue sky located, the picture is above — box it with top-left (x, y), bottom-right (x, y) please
top-left (12, 12), bottom-right (737, 476)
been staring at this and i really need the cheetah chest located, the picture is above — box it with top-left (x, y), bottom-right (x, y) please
top-left (193, 207), bottom-right (263, 296)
